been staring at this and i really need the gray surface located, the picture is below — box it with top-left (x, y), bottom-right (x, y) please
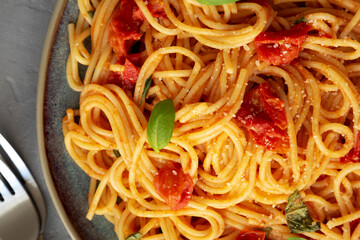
top-left (0, 0), bottom-right (70, 239)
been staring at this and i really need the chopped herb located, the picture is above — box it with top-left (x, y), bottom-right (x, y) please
top-left (294, 17), bottom-right (308, 25)
top-left (88, 11), bottom-right (95, 18)
top-left (147, 99), bottom-right (175, 153)
top-left (113, 150), bottom-right (121, 158)
top-left (196, 0), bottom-right (238, 5)
top-left (288, 237), bottom-right (307, 240)
top-left (254, 227), bottom-right (272, 238)
top-left (139, 75), bottom-right (152, 105)
top-left (125, 232), bottom-right (143, 240)
top-left (285, 190), bottom-right (320, 234)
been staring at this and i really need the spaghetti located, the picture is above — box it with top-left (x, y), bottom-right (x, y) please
top-left (63, 0), bottom-right (360, 239)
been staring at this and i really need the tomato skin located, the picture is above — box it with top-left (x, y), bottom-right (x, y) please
top-left (235, 82), bottom-right (289, 153)
top-left (154, 162), bottom-right (194, 210)
top-left (236, 230), bottom-right (266, 240)
top-left (255, 22), bottom-right (311, 65)
top-left (341, 133), bottom-right (360, 163)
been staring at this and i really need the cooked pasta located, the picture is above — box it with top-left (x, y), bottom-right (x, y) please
top-left (63, 0), bottom-right (360, 239)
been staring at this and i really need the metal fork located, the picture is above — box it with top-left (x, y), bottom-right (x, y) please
top-left (0, 155), bottom-right (40, 239)
top-left (0, 133), bottom-right (46, 239)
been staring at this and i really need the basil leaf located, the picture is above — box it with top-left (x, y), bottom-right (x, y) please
top-left (196, 0), bottom-right (238, 6)
top-left (294, 17), bottom-right (308, 25)
top-left (88, 11), bottom-right (95, 18)
top-left (139, 76), bottom-right (152, 105)
top-left (147, 99), bottom-right (175, 153)
top-left (113, 150), bottom-right (121, 158)
top-left (254, 227), bottom-right (272, 238)
top-left (125, 232), bottom-right (143, 240)
top-left (288, 237), bottom-right (307, 240)
top-left (285, 190), bottom-right (320, 233)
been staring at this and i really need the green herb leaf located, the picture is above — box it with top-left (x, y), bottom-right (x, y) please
top-left (88, 11), bottom-right (95, 18)
top-left (294, 17), bottom-right (308, 25)
top-left (254, 227), bottom-right (272, 238)
top-left (288, 237), bottom-right (307, 240)
top-left (125, 232), bottom-right (143, 240)
top-left (196, 0), bottom-right (238, 6)
top-left (113, 150), bottom-right (121, 158)
top-left (139, 76), bottom-right (152, 105)
top-left (285, 190), bottom-right (320, 234)
top-left (147, 99), bottom-right (175, 153)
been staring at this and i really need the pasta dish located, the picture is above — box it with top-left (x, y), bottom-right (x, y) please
top-left (62, 0), bottom-right (360, 239)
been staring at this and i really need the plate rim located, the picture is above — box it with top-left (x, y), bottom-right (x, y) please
top-left (36, 0), bottom-right (81, 239)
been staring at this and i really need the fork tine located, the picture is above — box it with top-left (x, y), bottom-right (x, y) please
top-left (0, 133), bottom-right (47, 235)
top-left (0, 155), bottom-right (23, 197)
top-left (0, 133), bottom-right (30, 181)
top-left (0, 175), bottom-right (12, 201)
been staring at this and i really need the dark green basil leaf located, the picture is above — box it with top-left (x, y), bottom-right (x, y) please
top-left (113, 149), bottom-right (121, 158)
top-left (285, 190), bottom-right (320, 233)
top-left (294, 17), bottom-right (308, 25)
top-left (196, 0), bottom-right (238, 6)
top-left (288, 237), bottom-right (307, 240)
top-left (147, 99), bottom-right (175, 153)
top-left (139, 76), bottom-right (152, 105)
top-left (254, 227), bottom-right (272, 238)
top-left (88, 11), bottom-right (95, 18)
top-left (125, 232), bottom-right (143, 240)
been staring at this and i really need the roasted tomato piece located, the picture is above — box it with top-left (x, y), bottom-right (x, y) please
top-left (109, 0), bottom-right (143, 59)
top-left (258, 82), bottom-right (287, 129)
top-left (154, 162), bottom-right (194, 210)
top-left (255, 22), bottom-right (311, 65)
top-left (107, 58), bottom-right (139, 90)
top-left (236, 230), bottom-right (266, 240)
top-left (235, 82), bottom-right (289, 153)
top-left (122, 58), bottom-right (139, 87)
top-left (109, 0), bottom-right (166, 59)
top-left (127, 53), bottom-right (142, 66)
top-left (340, 133), bottom-right (360, 163)
top-left (133, 0), bottom-right (167, 20)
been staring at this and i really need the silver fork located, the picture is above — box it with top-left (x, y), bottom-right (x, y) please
top-left (0, 155), bottom-right (40, 239)
top-left (0, 133), bottom-right (46, 239)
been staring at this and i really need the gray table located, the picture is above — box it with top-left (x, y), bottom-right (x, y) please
top-left (0, 1), bottom-right (70, 239)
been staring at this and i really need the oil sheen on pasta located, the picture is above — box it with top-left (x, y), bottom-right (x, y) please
top-left (63, 0), bottom-right (360, 239)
